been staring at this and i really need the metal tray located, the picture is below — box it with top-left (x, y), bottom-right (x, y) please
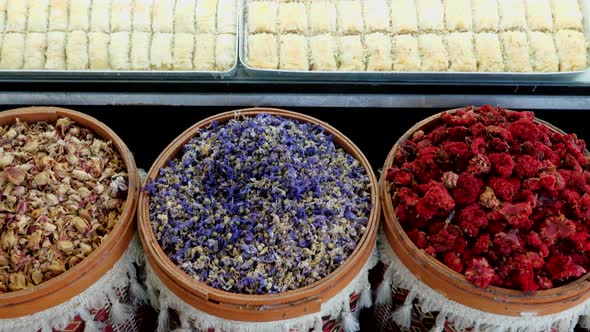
top-left (0, 2), bottom-right (241, 82)
top-left (239, 0), bottom-right (590, 82)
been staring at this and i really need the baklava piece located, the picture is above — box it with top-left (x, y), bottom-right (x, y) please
top-left (279, 34), bottom-right (309, 70)
top-left (416, 0), bottom-right (444, 32)
top-left (90, 0), bottom-right (110, 32)
top-left (393, 34), bottom-right (421, 71)
top-left (339, 35), bottom-right (365, 71)
top-left (217, 0), bottom-right (237, 34)
top-left (173, 33), bottom-right (195, 70)
top-left (0, 0), bottom-right (7, 32)
top-left (6, 0), bottom-right (29, 32)
top-left (150, 32), bottom-right (173, 70)
top-left (24, 32), bottom-right (47, 69)
top-left (309, 2), bottom-right (337, 34)
top-left (133, 0), bottom-right (153, 32)
top-left (48, 0), bottom-right (69, 32)
top-left (554, 29), bottom-right (587, 71)
top-left (152, 0), bottom-right (175, 33)
top-left (45, 31), bottom-right (66, 69)
top-left (68, 0), bottom-right (91, 31)
top-left (390, 0), bottom-right (418, 34)
top-left (89, 32), bottom-right (110, 69)
top-left (474, 33), bottom-right (504, 71)
top-left (445, 32), bottom-right (476, 72)
top-left (111, 0), bottom-right (132, 32)
top-left (525, 0), bottom-right (553, 31)
top-left (66, 31), bottom-right (88, 70)
top-left (309, 34), bottom-right (338, 71)
top-left (551, 0), bottom-right (583, 31)
top-left (528, 31), bottom-right (558, 72)
top-left (130, 31), bottom-right (150, 70)
top-left (337, 1), bottom-right (363, 35)
top-left (248, 2), bottom-right (277, 34)
top-left (0, 32), bottom-right (24, 69)
top-left (27, 0), bottom-right (49, 32)
top-left (365, 32), bottom-right (392, 71)
top-left (501, 31), bottom-right (532, 72)
top-left (278, 3), bottom-right (307, 33)
top-left (196, 0), bottom-right (218, 33)
top-left (247, 33), bottom-right (278, 69)
top-left (194, 33), bottom-right (215, 70)
top-left (363, 0), bottom-right (390, 33)
top-left (498, 0), bottom-right (527, 31)
top-left (109, 31), bottom-right (130, 70)
top-left (175, 0), bottom-right (196, 33)
top-left (215, 33), bottom-right (236, 71)
top-left (418, 33), bottom-right (449, 71)
top-left (444, 0), bottom-right (472, 32)
top-left (472, 0), bottom-right (499, 32)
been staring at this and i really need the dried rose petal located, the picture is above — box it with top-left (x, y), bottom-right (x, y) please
top-left (5, 167), bottom-right (25, 185)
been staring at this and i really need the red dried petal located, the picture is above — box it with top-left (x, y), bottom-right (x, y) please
top-left (465, 257), bottom-right (495, 289)
top-left (444, 251), bottom-right (464, 273)
top-left (546, 254), bottom-right (586, 281)
top-left (539, 171), bottom-right (566, 192)
top-left (494, 230), bottom-right (521, 256)
top-left (537, 275), bottom-right (553, 290)
top-left (484, 125), bottom-right (512, 141)
top-left (407, 230), bottom-right (428, 249)
top-left (457, 204), bottom-right (488, 237)
top-left (453, 173), bottom-right (485, 205)
top-left (469, 123), bottom-right (486, 138)
top-left (473, 234), bottom-right (492, 254)
top-left (441, 110), bottom-right (478, 127)
top-left (416, 181), bottom-right (455, 219)
top-left (512, 269), bottom-right (539, 292)
top-left (393, 170), bottom-right (414, 186)
top-left (508, 118), bottom-right (541, 142)
top-left (490, 137), bottom-right (510, 153)
top-left (441, 141), bottom-right (471, 161)
top-left (447, 126), bottom-right (470, 141)
top-left (430, 227), bottom-right (458, 253)
top-left (499, 202), bottom-right (533, 229)
top-left (488, 177), bottom-right (521, 202)
top-left (397, 187), bottom-right (420, 207)
top-left (540, 215), bottom-right (576, 245)
top-left (489, 153), bottom-right (515, 177)
top-left (467, 154), bottom-right (492, 175)
top-left (514, 155), bottom-right (541, 179)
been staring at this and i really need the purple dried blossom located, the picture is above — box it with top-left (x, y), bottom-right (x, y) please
top-left (147, 114), bottom-right (371, 295)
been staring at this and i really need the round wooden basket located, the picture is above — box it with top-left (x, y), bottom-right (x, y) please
top-left (380, 108), bottom-right (590, 317)
top-left (0, 107), bottom-right (139, 318)
top-left (138, 108), bottom-right (380, 322)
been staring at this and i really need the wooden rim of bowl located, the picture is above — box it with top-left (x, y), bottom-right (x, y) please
top-left (380, 107), bottom-right (590, 317)
top-left (0, 107), bottom-right (139, 318)
top-left (138, 107), bottom-right (380, 322)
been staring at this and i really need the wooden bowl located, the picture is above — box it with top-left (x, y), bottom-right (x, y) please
top-left (138, 108), bottom-right (380, 322)
top-left (0, 107), bottom-right (139, 318)
top-left (380, 107), bottom-right (590, 317)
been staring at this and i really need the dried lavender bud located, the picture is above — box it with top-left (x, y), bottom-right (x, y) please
top-left (0, 117), bottom-right (128, 293)
top-left (147, 114), bottom-right (371, 295)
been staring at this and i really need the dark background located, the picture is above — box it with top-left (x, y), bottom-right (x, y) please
top-left (6, 105), bottom-right (585, 173)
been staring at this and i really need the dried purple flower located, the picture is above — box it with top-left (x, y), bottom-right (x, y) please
top-left (147, 114), bottom-right (371, 295)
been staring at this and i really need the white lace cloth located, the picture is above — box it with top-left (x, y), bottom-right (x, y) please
top-left (145, 244), bottom-right (379, 332)
top-left (0, 234), bottom-right (146, 332)
top-left (376, 231), bottom-right (590, 332)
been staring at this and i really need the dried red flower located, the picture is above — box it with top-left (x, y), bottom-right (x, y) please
top-left (465, 258), bottom-right (495, 289)
top-left (453, 172), bottom-right (485, 205)
top-left (389, 106), bottom-right (590, 291)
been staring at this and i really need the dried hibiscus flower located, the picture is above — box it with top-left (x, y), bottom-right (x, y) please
top-left (388, 105), bottom-right (590, 291)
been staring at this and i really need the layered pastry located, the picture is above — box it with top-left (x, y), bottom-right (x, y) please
top-left (0, 0), bottom-right (237, 71)
top-left (245, 0), bottom-right (588, 72)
